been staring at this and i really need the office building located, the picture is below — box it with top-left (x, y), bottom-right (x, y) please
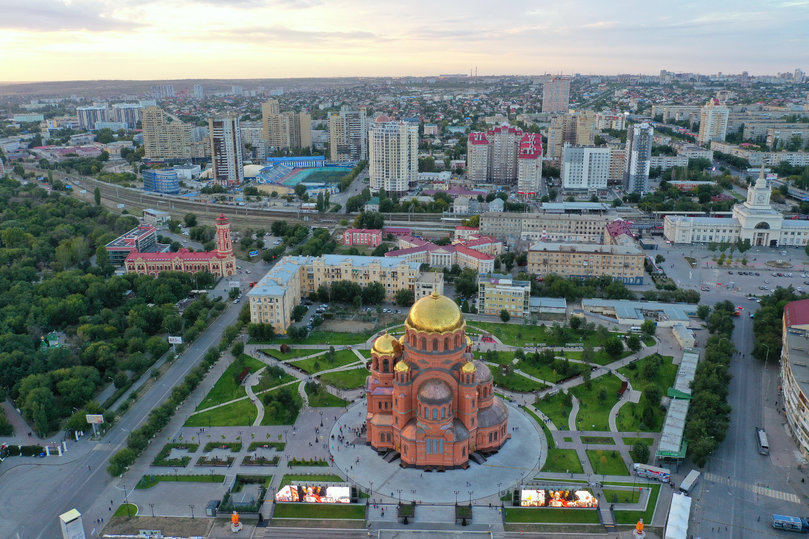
top-left (466, 127), bottom-right (539, 185)
top-left (142, 169), bottom-right (180, 194)
top-left (624, 123), bottom-right (653, 194)
top-left (142, 106), bottom-right (197, 160)
top-left (262, 99), bottom-right (312, 150)
top-left (369, 120), bottom-right (418, 194)
top-left (126, 214), bottom-right (236, 278)
top-left (697, 99), bottom-right (729, 144)
top-left (664, 167), bottom-right (809, 246)
top-left (542, 77), bottom-right (571, 113)
top-left (193, 84), bottom-right (204, 99)
top-left (780, 299), bottom-right (809, 460)
top-left (561, 144), bottom-right (611, 192)
top-left (329, 106), bottom-right (367, 162)
top-left (209, 116), bottom-right (244, 186)
top-left (76, 105), bottom-right (108, 131)
top-left (480, 211), bottom-right (610, 242)
top-left (105, 224), bottom-right (159, 265)
top-left (110, 103), bottom-right (141, 129)
top-left (477, 273), bottom-right (531, 318)
top-left (248, 255), bottom-right (443, 334)
top-left (517, 134), bottom-right (542, 197)
top-left (527, 241), bottom-right (645, 284)
top-left (365, 293), bottom-right (508, 469)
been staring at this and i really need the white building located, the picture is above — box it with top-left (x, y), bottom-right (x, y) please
top-left (517, 134), bottom-right (542, 196)
top-left (649, 155), bottom-right (689, 171)
top-left (368, 120), bottom-right (418, 194)
top-left (665, 167), bottom-right (809, 246)
top-left (624, 123), bottom-right (653, 194)
top-left (76, 105), bottom-right (108, 131)
top-left (209, 116), bottom-right (244, 186)
top-left (561, 144), bottom-right (611, 192)
top-left (698, 99), bottom-right (729, 144)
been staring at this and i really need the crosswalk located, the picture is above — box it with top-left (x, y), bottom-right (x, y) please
top-left (704, 472), bottom-right (801, 502)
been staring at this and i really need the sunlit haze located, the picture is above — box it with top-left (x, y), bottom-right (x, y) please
top-left (1, 0), bottom-right (808, 81)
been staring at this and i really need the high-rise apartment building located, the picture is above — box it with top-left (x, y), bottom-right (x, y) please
top-left (209, 116), bottom-right (244, 186)
top-left (608, 144), bottom-right (626, 185)
top-left (466, 127), bottom-right (538, 185)
top-left (262, 100), bottom-right (311, 151)
top-left (142, 106), bottom-right (198, 160)
top-left (517, 134), bottom-right (542, 197)
top-left (542, 77), bottom-right (571, 113)
top-left (624, 123), bottom-right (654, 194)
top-left (192, 84), bottom-right (204, 99)
top-left (547, 112), bottom-right (596, 160)
top-left (369, 120), bottom-right (418, 194)
top-left (561, 144), bottom-right (611, 192)
top-left (329, 106), bottom-right (367, 162)
top-left (150, 84), bottom-right (175, 100)
top-left (110, 103), bottom-right (141, 129)
top-left (76, 105), bottom-right (108, 131)
top-left (697, 98), bottom-right (729, 145)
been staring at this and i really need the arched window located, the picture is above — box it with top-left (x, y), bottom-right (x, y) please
top-left (432, 338), bottom-right (438, 351)
top-left (382, 358), bottom-right (389, 372)
top-left (456, 334), bottom-right (461, 347)
top-left (432, 408), bottom-right (437, 420)
top-left (441, 407), bottom-right (445, 419)
top-left (420, 337), bottom-right (426, 349)
top-left (444, 337), bottom-right (450, 350)
top-left (380, 433), bottom-right (385, 442)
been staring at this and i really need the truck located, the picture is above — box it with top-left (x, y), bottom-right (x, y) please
top-left (679, 469), bottom-right (700, 495)
top-left (633, 463), bottom-right (671, 482)
top-left (771, 514), bottom-right (809, 533)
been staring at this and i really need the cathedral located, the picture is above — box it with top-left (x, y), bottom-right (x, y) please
top-left (366, 292), bottom-right (509, 469)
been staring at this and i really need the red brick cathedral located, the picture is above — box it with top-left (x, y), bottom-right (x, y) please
top-left (126, 213), bottom-right (236, 277)
top-left (366, 292), bottom-right (509, 469)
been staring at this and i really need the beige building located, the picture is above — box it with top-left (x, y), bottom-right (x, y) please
top-left (329, 106), bottom-right (367, 162)
top-left (142, 106), bottom-right (202, 159)
top-left (527, 241), bottom-right (645, 285)
top-left (480, 212), bottom-right (611, 242)
top-left (698, 99), bottom-right (729, 144)
top-left (248, 254), bottom-right (443, 334)
top-left (369, 120), bottom-right (418, 194)
top-left (781, 300), bottom-right (809, 460)
top-left (262, 100), bottom-right (311, 150)
top-left (477, 274), bottom-right (531, 318)
top-left (547, 112), bottom-right (596, 160)
top-left (542, 77), bottom-right (571, 113)
top-left (608, 144), bottom-right (626, 184)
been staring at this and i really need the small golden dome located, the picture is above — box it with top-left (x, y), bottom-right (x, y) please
top-left (466, 336), bottom-right (473, 347)
top-left (394, 360), bottom-right (410, 373)
top-left (372, 332), bottom-right (399, 356)
top-left (461, 361), bottom-right (476, 374)
top-left (405, 292), bottom-right (464, 333)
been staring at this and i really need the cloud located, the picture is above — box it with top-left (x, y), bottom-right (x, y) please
top-left (210, 25), bottom-right (378, 45)
top-left (0, 0), bottom-right (142, 32)
top-left (192, 0), bottom-right (321, 7)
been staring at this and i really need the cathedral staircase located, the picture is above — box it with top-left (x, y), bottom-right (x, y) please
top-left (383, 450), bottom-right (401, 463)
top-left (469, 452), bottom-right (487, 465)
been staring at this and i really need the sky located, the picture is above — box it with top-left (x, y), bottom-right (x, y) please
top-left (1, 0), bottom-right (808, 82)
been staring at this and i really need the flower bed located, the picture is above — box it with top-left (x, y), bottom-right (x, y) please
top-left (152, 443), bottom-right (199, 467)
top-left (203, 441), bottom-right (242, 452)
top-left (242, 455), bottom-right (280, 466)
top-left (196, 455), bottom-right (235, 467)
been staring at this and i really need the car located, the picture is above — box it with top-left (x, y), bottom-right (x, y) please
top-left (755, 272), bottom-right (760, 276)
top-left (750, 313), bottom-right (755, 318)
top-left (233, 299), bottom-right (239, 304)
top-left (788, 273), bottom-right (794, 277)
top-left (728, 271), bottom-right (734, 274)
top-left (772, 272), bottom-right (778, 276)
top-left (246, 270), bottom-right (251, 274)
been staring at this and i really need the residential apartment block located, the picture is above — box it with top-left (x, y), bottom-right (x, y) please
top-left (466, 127), bottom-right (541, 186)
top-left (624, 122), bottom-right (653, 194)
top-left (477, 274), bottom-right (531, 318)
top-left (329, 106), bottom-right (367, 162)
top-left (547, 112), bottom-right (597, 160)
top-left (527, 241), bottom-right (645, 285)
top-left (542, 77), bottom-right (571, 113)
top-left (209, 116), bottom-right (244, 186)
top-left (517, 134), bottom-right (543, 197)
top-left (385, 233), bottom-right (501, 274)
top-left (142, 106), bottom-right (205, 160)
top-left (248, 255), bottom-right (443, 333)
top-left (698, 99), bottom-right (729, 144)
top-left (780, 299), bottom-right (809, 460)
top-left (261, 99), bottom-right (311, 150)
top-left (561, 144), bottom-right (611, 192)
top-left (480, 211), bottom-right (611, 243)
top-left (709, 141), bottom-right (809, 167)
top-left (369, 120), bottom-right (418, 194)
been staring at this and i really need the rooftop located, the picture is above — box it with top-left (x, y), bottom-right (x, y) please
top-left (785, 299), bottom-right (809, 328)
top-left (673, 349), bottom-right (700, 396)
top-left (657, 398), bottom-right (689, 458)
top-left (106, 225), bottom-right (156, 250)
top-left (528, 241), bottom-right (642, 256)
top-left (784, 331), bottom-right (809, 407)
top-left (581, 298), bottom-right (696, 323)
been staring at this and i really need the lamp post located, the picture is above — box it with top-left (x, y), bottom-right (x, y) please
top-left (454, 490), bottom-right (459, 506)
top-left (468, 490), bottom-right (473, 506)
top-left (497, 482), bottom-right (502, 499)
top-left (189, 504), bottom-right (195, 519)
top-left (149, 503), bottom-right (155, 518)
top-left (320, 410), bottom-right (324, 427)
top-left (397, 489), bottom-right (402, 504)
top-left (762, 343), bottom-right (771, 370)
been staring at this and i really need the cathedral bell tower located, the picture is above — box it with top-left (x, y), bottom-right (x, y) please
top-left (215, 213), bottom-right (233, 257)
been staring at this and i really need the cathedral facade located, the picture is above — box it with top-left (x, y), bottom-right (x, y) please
top-left (366, 292), bottom-right (509, 469)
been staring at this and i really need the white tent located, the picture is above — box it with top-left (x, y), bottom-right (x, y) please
top-left (665, 492), bottom-right (692, 539)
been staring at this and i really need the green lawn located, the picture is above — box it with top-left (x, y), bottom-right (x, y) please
top-left (254, 368), bottom-right (296, 392)
top-left (196, 354), bottom-right (265, 410)
top-left (492, 368), bottom-right (547, 393)
top-left (297, 331), bottom-right (371, 345)
top-left (581, 436), bottom-right (615, 445)
top-left (474, 351), bottom-right (516, 365)
top-left (617, 355), bottom-right (676, 432)
top-left (136, 474), bottom-right (225, 489)
top-left (318, 368), bottom-right (369, 390)
top-left (260, 387), bottom-right (303, 426)
top-left (273, 503), bottom-right (366, 519)
top-left (185, 398), bottom-right (257, 427)
top-left (536, 392), bottom-right (572, 431)
top-left (614, 483), bottom-right (661, 524)
top-left (586, 449), bottom-right (629, 476)
top-left (504, 507), bottom-right (600, 523)
top-left (603, 488), bottom-right (641, 504)
top-left (279, 474), bottom-right (344, 488)
top-left (622, 437), bottom-right (654, 447)
top-left (358, 349), bottom-right (372, 359)
top-left (468, 321), bottom-right (552, 346)
top-left (517, 360), bottom-right (586, 384)
top-left (642, 336), bottom-right (657, 347)
top-left (263, 348), bottom-right (326, 360)
top-left (305, 385), bottom-right (349, 407)
top-left (543, 448), bottom-right (584, 474)
top-left (113, 504), bottom-right (138, 517)
top-left (571, 374), bottom-right (623, 431)
top-left (290, 350), bottom-right (360, 374)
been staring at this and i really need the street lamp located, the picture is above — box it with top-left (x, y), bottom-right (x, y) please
top-left (149, 503), bottom-right (155, 518)
top-left (397, 489), bottom-right (402, 504)
top-left (468, 490), bottom-right (473, 506)
top-left (454, 490), bottom-right (459, 505)
top-left (762, 343), bottom-right (771, 369)
top-left (189, 504), bottom-right (195, 519)
top-left (320, 410), bottom-right (324, 427)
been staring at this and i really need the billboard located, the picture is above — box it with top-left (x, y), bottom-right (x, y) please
top-left (168, 336), bottom-right (183, 344)
top-left (520, 488), bottom-right (598, 508)
top-left (275, 485), bottom-right (351, 504)
top-left (229, 281), bottom-right (241, 288)
top-left (249, 250), bottom-right (259, 257)
top-left (85, 414), bottom-right (105, 424)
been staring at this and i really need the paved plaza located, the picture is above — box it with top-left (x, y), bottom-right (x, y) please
top-left (330, 400), bottom-right (545, 504)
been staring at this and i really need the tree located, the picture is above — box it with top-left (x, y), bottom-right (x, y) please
top-left (499, 309), bottom-right (511, 322)
top-left (644, 386), bottom-right (661, 407)
top-left (362, 282), bottom-right (386, 305)
top-left (696, 305), bottom-right (710, 320)
top-left (627, 334), bottom-right (642, 353)
top-left (94, 187), bottom-right (101, 206)
top-left (184, 213), bottom-right (197, 227)
top-left (630, 442), bottom-right (650, 464)
top-left (292, 304), bottom-right (308, 322)
top-left (569, 316), bottom-right (582, 330)
top-left (603, 336), bottom-right (624, 357)
top-left (294, 184), bottom-right (307, 198)
top-left (641, 319), bottom-right (656, 336)
top-left (396, 288), bottom-right (414, 307)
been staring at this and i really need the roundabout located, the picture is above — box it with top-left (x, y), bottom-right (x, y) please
top-left (329, 399), bottom-right (546, 504)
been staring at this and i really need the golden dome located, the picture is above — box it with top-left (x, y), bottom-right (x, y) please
top-left (461, 361), bottom-right (476, 374)
top-left (394, 360), bottom-right (410, 373)
top-left (372, 332), bottom-right (399, 356)
top-left (405, 292), bottom-right (464, 333)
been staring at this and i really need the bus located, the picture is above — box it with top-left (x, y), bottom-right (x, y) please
top-left (756, 427), bottom-right (770, 456)
top-left (632, 463), bottom-right (671, 482)
top-left (771, 514), bottom-right (809, 533)
top-left (679, 470), bottom-right (701, 495)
